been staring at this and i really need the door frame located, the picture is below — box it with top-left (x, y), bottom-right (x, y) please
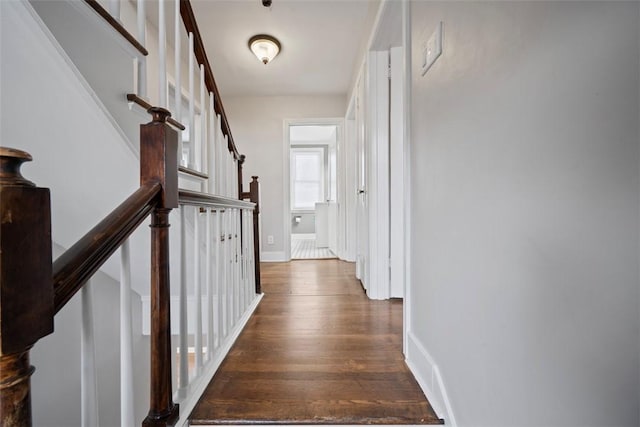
top-left (283, 118), bottom-right (345, 261)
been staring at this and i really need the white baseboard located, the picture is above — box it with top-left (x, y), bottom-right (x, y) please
top-left (175, 293), bottom-right (264, 427)
top-left (406, 331), bottom-right (456, 426)
top-left (261, 251), bottom-right (287, 262)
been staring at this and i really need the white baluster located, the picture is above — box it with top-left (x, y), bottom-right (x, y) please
top-left (158, 0), bottom-right (167, 107)
top-left (226, 153), bottom-right (231, 198)
top-left (230, 211), bottom-right (234, 323)
top-left (236, 161), bottom-right (240, 199)
top-left (243, 210), bottom-right (249, 310)
top-left (239, 209), bottom-right (245, 312)
top-left (231, 210), bottom-right (237, 323)
top-left (228, 209), bottom-right (234, 324)
top-left (214, 209), bottom-right (222, 347)
top-left (120, 241), bottom-right (135, 427)
top-left (217, 115), bottom-right (224, 195)
top-left (228, 210), bottom-right (234, 324)
top-left (188, 33), bottom-right (195, 168)
top-left (193, 207), bottom-right (203, 371)
top-left (244, 210), bottom-right (251, 303)
top-left (248, 209), bottom-right (255, 296)
top-left (233, 159), bottom-right (237, 199)
top-left (136, 0), bottom-right (146, 97)
top-left (199, 65), bottom-right (206, 172)
top-left (205, 208), bottom-right (214, 360)
top-left (223, 210), bottom-right (231, 335)
top-left (178, 205), bottom-right (188, 396)
top-left (81, 281), bottom-right (99, 427)
top-left (238, 210), bottom-right (243, 313)
top-left (239, 210), bottom-right (245, 312)
top-left (208, 93), bottom-right (216, 193)
top-left (248, 210), bottom-right (253, 299)
top-left (233, 209), bottom-right (239, 322)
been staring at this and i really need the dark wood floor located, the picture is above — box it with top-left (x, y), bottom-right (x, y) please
top-left (189, 260), bottom-right (443, 425)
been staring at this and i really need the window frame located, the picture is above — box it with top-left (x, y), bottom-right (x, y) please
top-left (290, 147), bottom-right (325, 211)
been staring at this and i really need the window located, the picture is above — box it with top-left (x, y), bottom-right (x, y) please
top-left (291, 148), bottom-right (324, 210)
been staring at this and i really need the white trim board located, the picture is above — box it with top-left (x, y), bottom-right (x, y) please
top-left (261, 251), bottom-right (287, 262)
top-left (406, 331), bottom-right (457, 426)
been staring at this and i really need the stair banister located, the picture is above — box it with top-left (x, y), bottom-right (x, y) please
top-left (140, 107), bottom-right (179, 426)
top-left (0, 105), bottom-right (181, 426)
top-left (1, 1), bottom-right (264, 424)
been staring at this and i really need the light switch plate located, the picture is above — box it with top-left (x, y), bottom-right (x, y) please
top-left (421, 22), bottom-right (443, 76)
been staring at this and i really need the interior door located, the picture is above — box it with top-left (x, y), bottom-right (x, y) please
top-left (389, 46), bottom-right (404, 298)
top-left (355, 78), bottom-right (369, 288)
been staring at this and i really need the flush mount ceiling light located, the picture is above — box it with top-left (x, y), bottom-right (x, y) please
top-left (248, 34), bottom-right (281, 65)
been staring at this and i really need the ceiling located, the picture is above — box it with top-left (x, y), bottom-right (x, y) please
top-left (188, 0), bottom-right (378, 97)
top-left (290, 125), bottom-right (337, 144)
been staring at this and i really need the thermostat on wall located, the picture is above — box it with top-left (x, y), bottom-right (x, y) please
top-left (421, 22), bottom-right (443, 76)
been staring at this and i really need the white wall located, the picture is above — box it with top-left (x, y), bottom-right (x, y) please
top-left (223, 95), bottom-right (346, 260)
top-left (407, 1), bottom-right (639, 426)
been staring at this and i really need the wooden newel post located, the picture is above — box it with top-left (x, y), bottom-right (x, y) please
top-left (0, 147), bottom-right (54, 427)
top-left (249, 176), bottom-right (261, 294)
top-left (140, 108), bottom-right (179, 427)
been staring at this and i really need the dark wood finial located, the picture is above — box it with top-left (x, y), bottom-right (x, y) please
top-left (251, 176), bottom-right (259, 182)
top-left (0, 147), bottom-right (35, 187)
top-left (147, 107), bottom-right (172, 123)
top-left (238, 154), bottom-right (246, 165)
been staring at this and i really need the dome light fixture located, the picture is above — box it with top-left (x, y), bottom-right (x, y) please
top-left (248, 34), bottom-right (281, 65)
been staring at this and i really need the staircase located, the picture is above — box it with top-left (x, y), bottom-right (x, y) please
top-left (0, 1), bottom-right (262, 426)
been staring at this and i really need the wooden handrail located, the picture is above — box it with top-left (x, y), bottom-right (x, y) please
top-left (127, 94), bottom-right (186, 131)
top-left (179, 0), bottom-right (241, 161)
top-left (179, 189), bottom-right (255, 210)
top-left (53, 183), bottom-right (161, 313)
top-left (84, 0), bottom-right (148, 56)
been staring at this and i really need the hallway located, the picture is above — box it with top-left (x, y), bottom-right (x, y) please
top-left (189, 260), bottom-right (442, 425)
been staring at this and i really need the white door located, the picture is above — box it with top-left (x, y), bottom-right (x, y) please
top-left (389, 46), bottom-right (405, 298)
top-left (355, 77), bottom-right (368, 288)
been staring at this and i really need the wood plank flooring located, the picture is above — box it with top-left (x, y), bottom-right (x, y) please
top-left (189, 260), bottom-right (443, 425)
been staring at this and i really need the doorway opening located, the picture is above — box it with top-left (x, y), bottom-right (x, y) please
top-left (286, 123), bottom-right (339, 260)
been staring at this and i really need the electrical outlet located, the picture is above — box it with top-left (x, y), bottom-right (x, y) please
top-left (267, 235), bottom-right (274, 245)
top-left (421, 22), bottom-right (443, 76)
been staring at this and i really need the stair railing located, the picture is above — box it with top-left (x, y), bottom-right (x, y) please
top-left (0, 112), bottom-right (261, 427)
top-left (0, 107), bottom-right (180, 426)
top-left (1, 1), bottom-right (264, 425)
